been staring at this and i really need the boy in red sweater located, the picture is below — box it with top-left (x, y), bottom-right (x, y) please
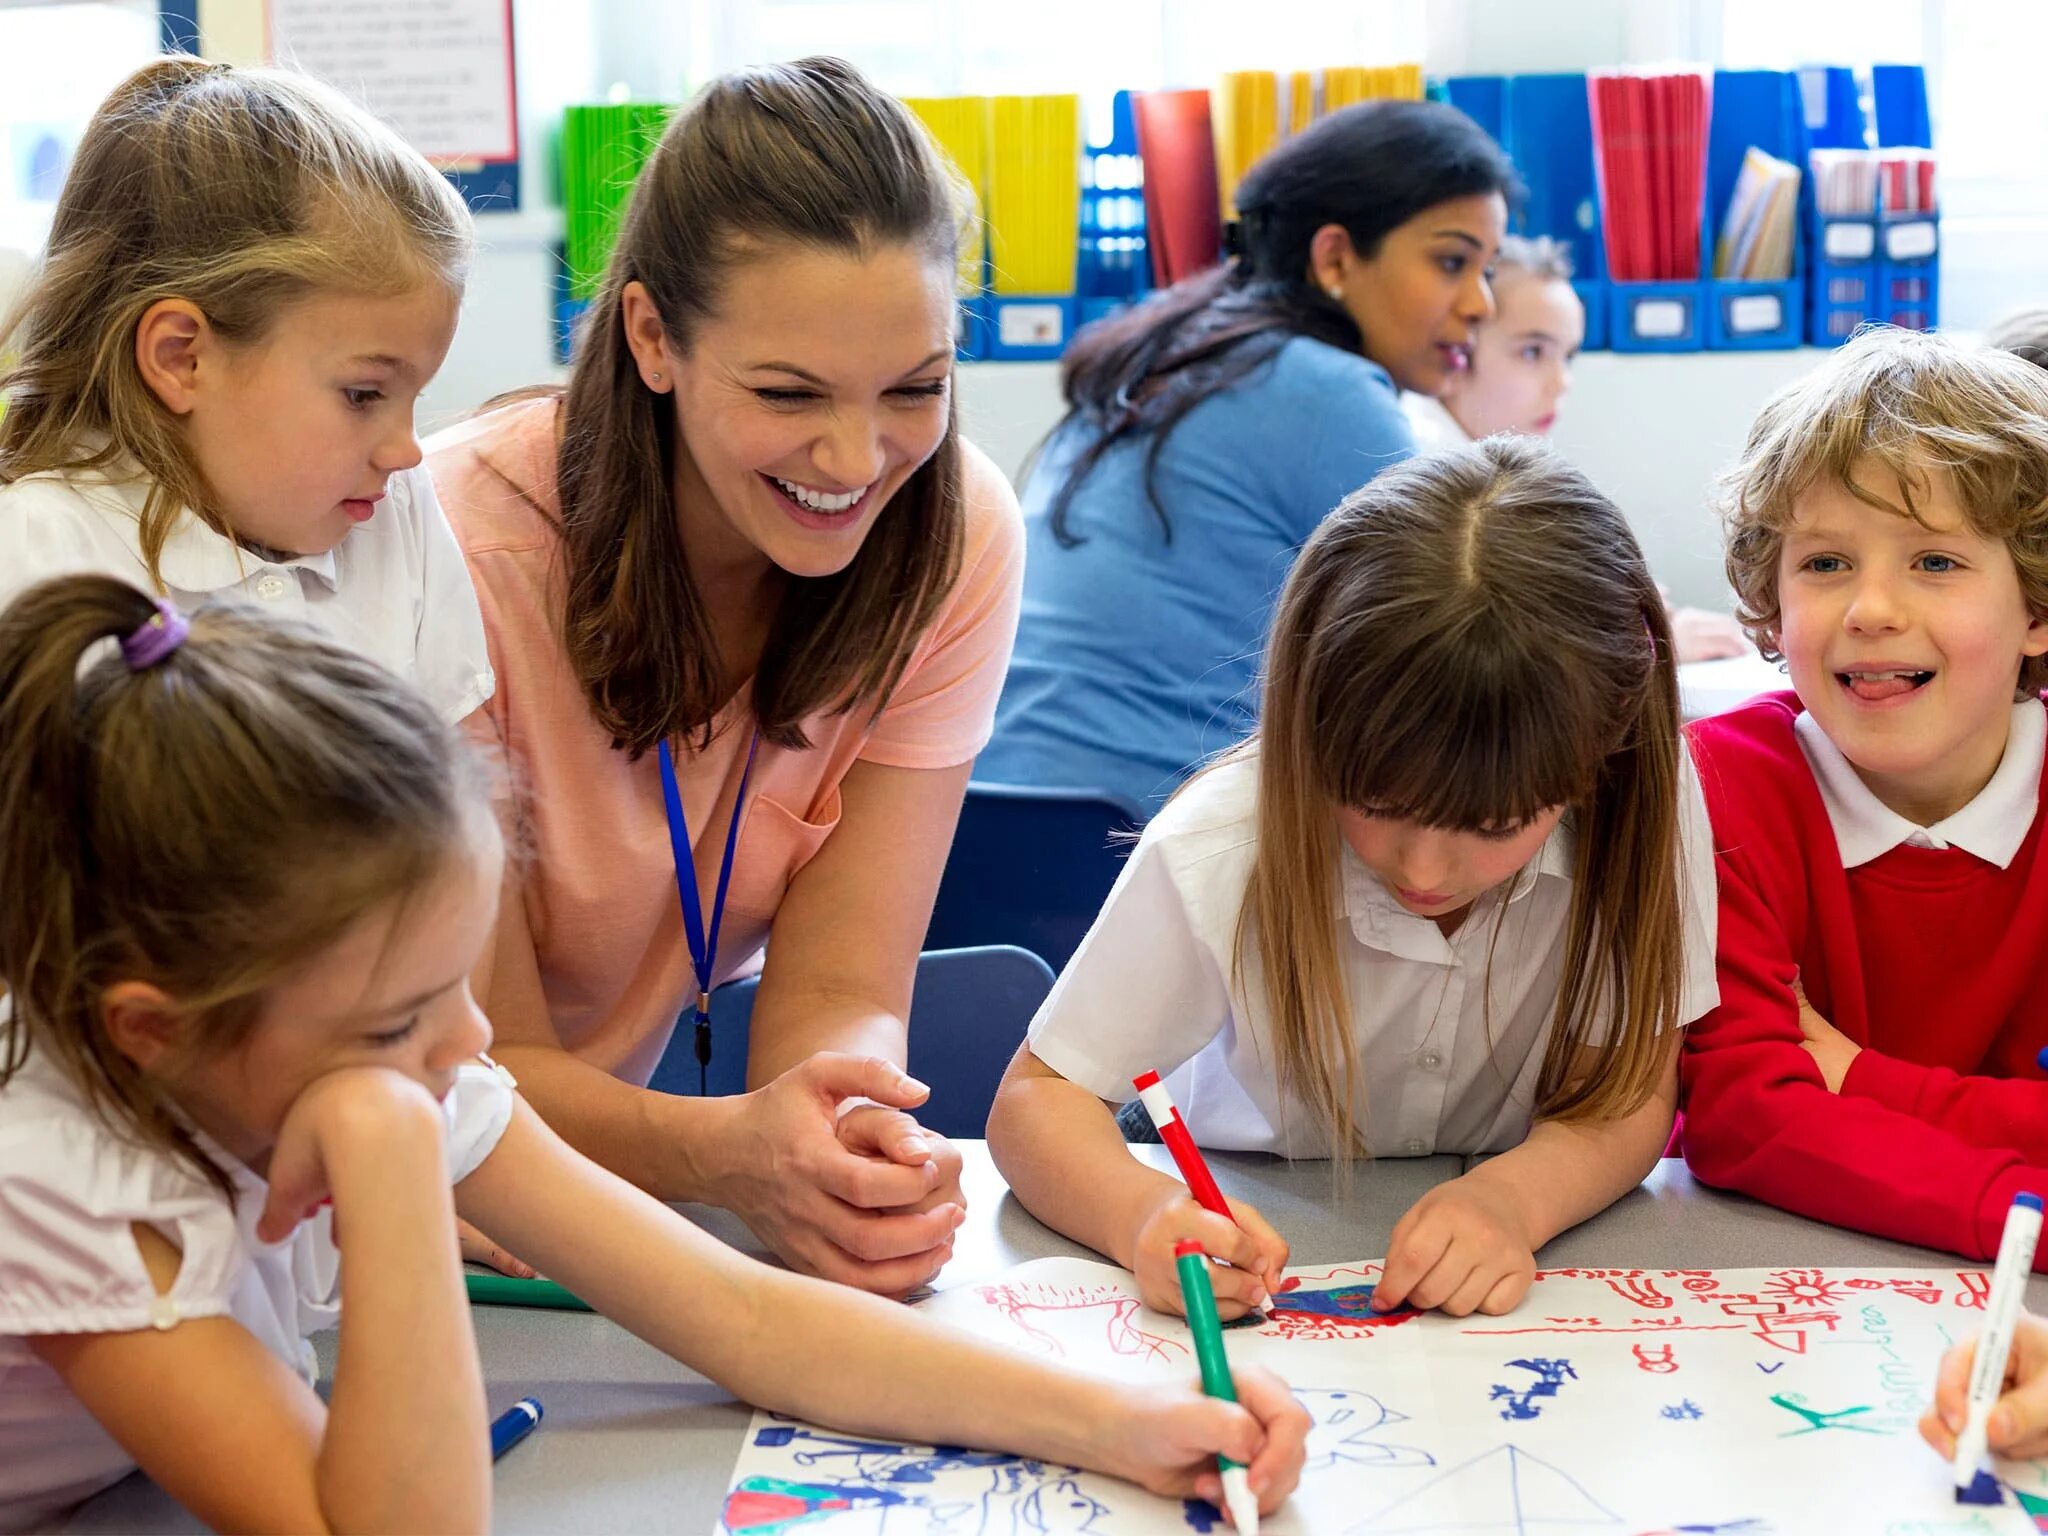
top-left (1683, 327), bottom-right (2048, 1267)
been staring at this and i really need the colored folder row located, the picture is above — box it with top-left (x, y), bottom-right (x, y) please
top-left (1589, 70), bottom-right (1710, 283)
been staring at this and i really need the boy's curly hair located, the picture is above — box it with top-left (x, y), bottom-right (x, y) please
top-left (1720, 326), bottom-right (2048, 696)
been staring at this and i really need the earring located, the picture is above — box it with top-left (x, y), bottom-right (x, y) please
top-left (1324, 285), bottom-right (1344, 302)
top-left (650, 370), bottom-right (663, 383)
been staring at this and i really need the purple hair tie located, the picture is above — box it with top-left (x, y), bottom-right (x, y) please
top-left (120, 599), bottom-right (189, 671)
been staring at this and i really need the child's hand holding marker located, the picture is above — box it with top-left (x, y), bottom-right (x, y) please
top-left (1162, 1238), bottom-right (1312, 1530)
top-left (1130, 1072), bottom-right (1290, 1320)
top-left (1922, 1313), bottom-right (2048, 1465)
top-left (1372, 1172), bottom-right (1538, 1318)
top-left (1101, 1360), bottom-right (1308, 1525)
top-left (1134, 1187), bottom-right (1290, 1320)
top-left (1924, 1192), bottom-right (2043, 1505)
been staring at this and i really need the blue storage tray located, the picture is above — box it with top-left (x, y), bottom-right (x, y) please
top-left (1877, 210), bottom-right (1939, 332)
top-left (1445, 75), bottom-right (1508, 145)
top-left (1572, 279), bottom-right (1609, 352)
top-left (1610, 281), bottom-right (1706, 353)
top-left (1703, 70), bottom-right (1806, 351)
top-left (982, 294), bottom-right (1078, 361)
top-left (1707, 279), bottom-right (1803, 349)
top-left (1501, 73), bottom-right (1609, 351)
top-left (956, 294), bottom-right (991, 361)
top-left (1806, 210), bottom-right (1879, 345)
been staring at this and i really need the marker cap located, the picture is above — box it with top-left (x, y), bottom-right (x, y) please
top-left (2019, 1193), bottom-right (2043, 1213)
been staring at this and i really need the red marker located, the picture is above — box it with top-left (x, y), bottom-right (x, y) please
top-left (1132, 1070), bottom-right (1234, 1223)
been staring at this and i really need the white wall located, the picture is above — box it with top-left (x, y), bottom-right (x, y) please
top-left (952, 347), bottom-right (1826, 611)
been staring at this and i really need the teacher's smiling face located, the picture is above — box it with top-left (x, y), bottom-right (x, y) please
top-left (623, 241), bottom-right (957, 582)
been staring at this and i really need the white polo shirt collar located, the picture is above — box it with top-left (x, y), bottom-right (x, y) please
top-left (1794, 700), bottom-right (2044, 869)
top-left (1339, 815), bottom-right (1577, 959)
top-left (80, 466), bottom-right (340, 593)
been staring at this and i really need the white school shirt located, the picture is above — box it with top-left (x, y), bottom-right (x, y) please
top-left (0, 1038), bottom-right (516, 1533)
top-left (1795, 699), bottom-right (2045, 869)
top-left (1399, 391), bottom-right (1474, 454)
top-left (1027, 753), bottom-right (1719, 1158)
top-left (0, 461), bottom-right (494, 723)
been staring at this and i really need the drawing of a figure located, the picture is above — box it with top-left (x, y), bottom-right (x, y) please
top-left (1632, 1344), bottom-right (1678, 1373)
top-left (1294, 1389), bottom-right (1435, 1470)
top-left (975, 1283), bottom-right (1187, 1364)
top-left (1767, 1392), bottom-right (1882, 1436)
top-left (727, 1423), bottom-right (1113, 1533)
top-left (1488, 1358), bottom-right (1578, 1421)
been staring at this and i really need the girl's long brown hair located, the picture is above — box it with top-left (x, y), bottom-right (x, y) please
top-left (0, 57), bottom-right (470, 582)
top-left (0, 576), bottom-right (488, 1202)
top-left (1236, 436), bottom-right (1686, 1156)
top-left (556, 56), bottom-right (973, 756)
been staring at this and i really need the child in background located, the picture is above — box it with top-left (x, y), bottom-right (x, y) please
top-left (0, 56), bottom-right (491, 726)
top-left (988, 437), bottom-right (1718, 1323)
top-left (1402, 237), bottom-right (1746, 664)
top-left (1987, 305), bottom-right (2048, 371)
top-left (0, 575), bottom-right (1309, 1533)
top-left (1403, 235), bottom-right (1583, 450)
top-left (1681, 329), bottom-right (2048, 1269)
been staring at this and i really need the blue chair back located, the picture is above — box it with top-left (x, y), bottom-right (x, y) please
top-left (924, 780), bottom-right (1144, 972)
top-left (648, 944), bottom-right (1057, 1139)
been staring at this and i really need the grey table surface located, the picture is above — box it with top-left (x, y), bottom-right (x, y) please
top-left (63, 1145), bottom-right (2035, 1533)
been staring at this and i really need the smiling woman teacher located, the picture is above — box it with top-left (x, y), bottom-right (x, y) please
top-left (426, 58), bottom-right (1020, 1295)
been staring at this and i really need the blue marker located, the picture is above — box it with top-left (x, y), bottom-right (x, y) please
top-left (490, 1397), bottom-right (543, 1462)
top-left (1953, 1193), bottom-right (2042, 1505)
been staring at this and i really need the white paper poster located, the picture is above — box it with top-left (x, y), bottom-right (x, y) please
top-left (720, 1257), bottom-right (2048, 1535)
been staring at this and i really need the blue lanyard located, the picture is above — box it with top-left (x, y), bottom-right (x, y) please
top-left (657, 729), bottom-right (760, 1095)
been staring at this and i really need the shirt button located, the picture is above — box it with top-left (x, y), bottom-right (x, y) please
top-left (148, 1295), bottom-right (181, 1330)
top-left (1418, 1050), bottom-right (1444, 1071)
top-left (1402, 1137), bottom-right (1428, 1155)
top-left (255, 574), bottom-right (289, 601)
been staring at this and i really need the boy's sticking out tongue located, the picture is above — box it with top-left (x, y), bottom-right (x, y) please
top-left (1842, 669), bottom-right (1931, 702)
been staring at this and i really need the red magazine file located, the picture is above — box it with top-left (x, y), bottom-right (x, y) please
top-left (1134, 88), bottom-right (1224, 286)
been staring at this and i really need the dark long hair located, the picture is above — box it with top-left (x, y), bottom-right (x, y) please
top-left (1048, 100), bottom-right (1517, 544)
top-left (558, 57), bottom-right (970, 756)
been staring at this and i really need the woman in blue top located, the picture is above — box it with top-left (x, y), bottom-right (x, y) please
top-left (980, 101), bottom-right (1518, 810)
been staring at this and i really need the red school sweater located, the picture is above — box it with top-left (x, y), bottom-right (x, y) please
top-left (1681, 691), bottom-right (2048, 1267)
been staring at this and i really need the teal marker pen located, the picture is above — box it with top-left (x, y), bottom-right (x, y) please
top-left (1174, 1238), bottom-right (1259, 1534)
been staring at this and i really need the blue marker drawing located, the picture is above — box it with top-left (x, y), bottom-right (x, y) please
top-left (1296, 1388), bottom-right (1435, 1470)
top-left (1660, 1399), bottom-right (1705, 1421)
top-left (728, 1418), bottom-right (1112, 1533)
top-left (1270, 1283), bottom-right (1408, 1319)
top-left (1488, 1358), bottom-right (1578, 1421)
top-left (1351, 1442), bottom-right (1620, 1534)
top-left (1754, 1361), bottom-right (1785, 1374)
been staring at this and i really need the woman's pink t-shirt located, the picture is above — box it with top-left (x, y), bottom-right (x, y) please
top-left (426, 398), bottom-right (1023, 1084)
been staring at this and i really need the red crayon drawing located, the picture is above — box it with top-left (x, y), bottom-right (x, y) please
top-left (974, 1283), bottom-right (1188, 1364)
top-left (1632, 1343), bottom-right (1679, 1374)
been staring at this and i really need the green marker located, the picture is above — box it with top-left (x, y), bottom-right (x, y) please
top-left (1174, 1239), bottom-right (1259, 1534)
top-left (464, 1272), bottom-right (592, 1311)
